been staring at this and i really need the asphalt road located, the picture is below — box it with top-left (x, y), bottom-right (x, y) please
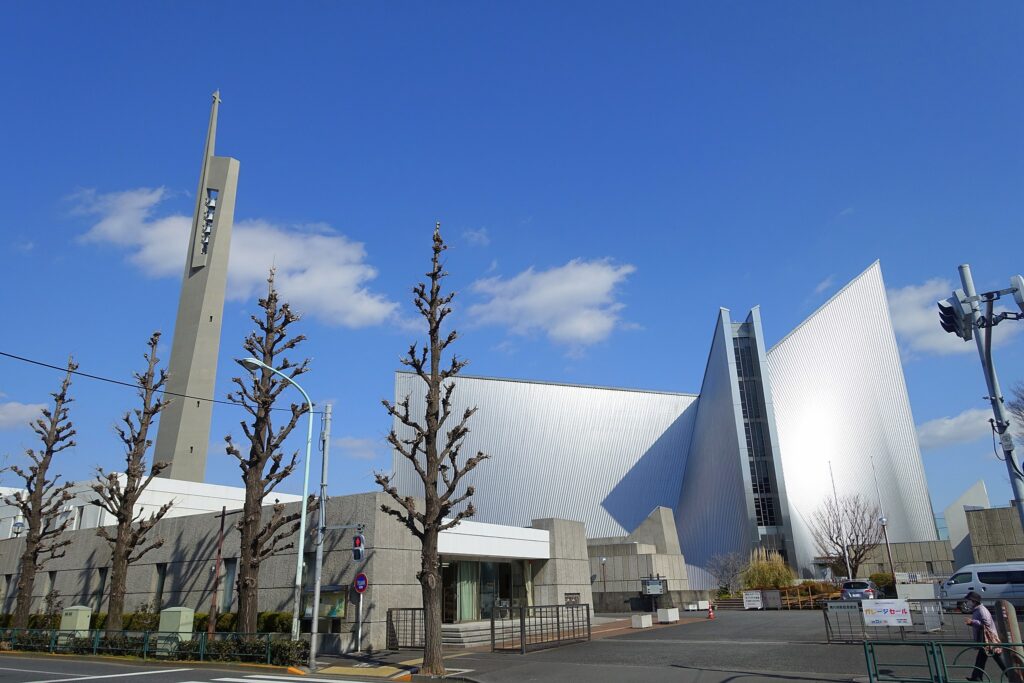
top-left (448, 610), bottom-right (877, 683)
top-left (0, 655), bottom-right (366, 683)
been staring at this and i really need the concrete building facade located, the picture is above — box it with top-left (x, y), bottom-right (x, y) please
top-left (967, 506), bottom-right (1024, 564)
top-left (0, 492), bottom-right (592, 653)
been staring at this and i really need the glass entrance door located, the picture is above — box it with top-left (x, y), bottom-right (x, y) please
top-left (441, 563), bottom-right (458, 624)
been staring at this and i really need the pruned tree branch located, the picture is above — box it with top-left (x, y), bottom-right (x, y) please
top-left (225, 269), bottom-right (312, 635)
top-left (374, 223), bottom-right (489, 676)
top-left (6, 359), bottom-right (78, 628)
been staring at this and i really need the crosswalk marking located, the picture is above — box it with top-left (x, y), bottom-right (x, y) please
top-left (26, 669), bottom-right (190, 683)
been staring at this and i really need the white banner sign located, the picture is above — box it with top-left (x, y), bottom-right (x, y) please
top-left (862, 599), bottom-right (912, 627)
top-left (742, 591), bottom-right (763, 610)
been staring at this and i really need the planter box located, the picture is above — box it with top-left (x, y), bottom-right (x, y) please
top-left (631, 614), bottom-right (653, 628)
top-left (657, 608), bottom-right (680, 623)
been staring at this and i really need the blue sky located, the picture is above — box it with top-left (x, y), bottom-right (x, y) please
top-left (0, 2), bottom-right (1022, 517)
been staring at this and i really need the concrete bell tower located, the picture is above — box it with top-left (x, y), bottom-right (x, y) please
top-left (154, 91), bottom-right (240, 482)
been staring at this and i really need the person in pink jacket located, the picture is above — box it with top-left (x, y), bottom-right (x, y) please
top-left (964, 591), bottom-right (1009, 681)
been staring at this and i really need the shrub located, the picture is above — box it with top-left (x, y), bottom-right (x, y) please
top-left (870, 572), bottom-right (895, 596)
top-left (257, 611), bottom-right (291, 634)
top-left (269, 638), bottom-right (308, 666)
top-left (216, 612), bottom-right (237, 632)
top-left (91, 613), bottom-right (107, 630)
top-left (26, 614), bottom-right (48, 630)
top-left (193, 613), bottom-right (209, 633)
top-left (742, 548), bottom-right (796, 589)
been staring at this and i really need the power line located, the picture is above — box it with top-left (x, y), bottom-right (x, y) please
top-left (0, 350), bottom-right (320, 414)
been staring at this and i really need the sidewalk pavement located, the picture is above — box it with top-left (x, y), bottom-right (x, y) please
top-left (309, 614), bottom-right (705, 681)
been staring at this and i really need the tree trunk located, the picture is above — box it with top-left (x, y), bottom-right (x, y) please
top-left (105, 533), bottom-right (131, 635)
top-left (420, 528), bottom-right (444, 675)
top-left (12, 540), bottom-right (37, 629)
top-left (236, 476), bottom-right (262, 634)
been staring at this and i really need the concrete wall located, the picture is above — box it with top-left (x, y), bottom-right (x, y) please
top-left (530, 518), bottom-right (593, 611)
top-left (967, 507), bottom-right (1024, 564)
top-left (0, 492), bottom-right (421, 653)
top-left (859, 541), bottom-right (954, 578)
top-left (587, 507), bottom-right (706, 612)
top-left (943, 480), bottom-right (990, 570)
top-left (0, 492), bottom-right (590, 652)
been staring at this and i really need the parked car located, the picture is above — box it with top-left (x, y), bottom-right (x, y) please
top-left (840, 580), bottom-right (880, 600)
top-left (940, 562), bottom-right (1024, 612)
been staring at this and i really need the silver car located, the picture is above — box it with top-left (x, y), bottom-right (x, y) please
top-left (841, 580), bottom-right (880, 600)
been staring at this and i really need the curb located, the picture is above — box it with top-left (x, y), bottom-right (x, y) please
top-left (0, 649), bottom-right (296, 674)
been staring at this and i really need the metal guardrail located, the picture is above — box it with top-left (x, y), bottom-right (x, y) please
top-left (0, 628), bottom-right (302, 665)
top-left (863, 640), bottom-right (1024, 682)
top-left (825, 599), bottom-right (981, 643)
top-left (491, 604), bottom-right (591, 654)
top-left (386, 608), bottom-right (424, 650)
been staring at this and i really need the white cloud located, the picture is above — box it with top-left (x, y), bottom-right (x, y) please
top-left (74, 188), bottom-right (398, 328)
top-left (814, 275), bottom-right (836, 296)
top-left (463, 228), bottom-right (490, 247)
top-left (917, 408), bottom-right (993, 451)
top-left (0, 401), bottom-right (44, 430)
top-left (887, 277), bottom-right (1021, 358)
top-left (333, 436), bottom-right (383, 461)
top-left (468, 259), bottom-right (636, 348)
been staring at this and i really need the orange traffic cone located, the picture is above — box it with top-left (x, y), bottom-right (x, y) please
top-left (707, 603), bottom-right (715, 620)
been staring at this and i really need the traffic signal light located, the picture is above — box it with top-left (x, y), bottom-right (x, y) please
top-left (353, 533), bottom-right (365, 561)
top-left (937, 288), bottom-right (973, 342)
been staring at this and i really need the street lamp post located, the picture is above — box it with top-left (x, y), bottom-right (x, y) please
top-left (879, 516), bottom-right (896, 579)
top-left (309, 403), bottom-right (332, 669)
top-left (870, 457), bottom-right (896, 580)
top-left (239, 357), bottom-right (314, 642)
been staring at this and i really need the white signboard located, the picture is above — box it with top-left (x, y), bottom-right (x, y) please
top-left (862, 599), bottom-right (912, 627)
top-left (742, 591), bottom-right (763, 610)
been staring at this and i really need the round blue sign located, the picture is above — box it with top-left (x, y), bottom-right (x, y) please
top-left (354, 573), bottom-right (368, 593)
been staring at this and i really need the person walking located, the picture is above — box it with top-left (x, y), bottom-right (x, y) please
top-left (964, 591), bottom-right (1009, 681)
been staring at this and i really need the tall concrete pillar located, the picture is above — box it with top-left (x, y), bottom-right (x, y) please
top-left (154, 91), bottom-right (240, 482)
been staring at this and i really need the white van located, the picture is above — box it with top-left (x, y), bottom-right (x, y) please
top-left (940, 562), bottom-right (1024, 611)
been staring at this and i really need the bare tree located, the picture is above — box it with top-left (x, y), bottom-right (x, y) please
top-left (4, 361), bottom-right (77, 628)
top-left (706, 552), bottom-right (746, 594)
top-left (226, 271), bottom-right (313, 635)
top-left (810, 493), bottom-right (883, 579)
top-left (1008, 382), bottom-right (1024, 443)
top-left (91, 332), bottom-right (174, 635)
top-left (374, 224), bottom-right (489, 676)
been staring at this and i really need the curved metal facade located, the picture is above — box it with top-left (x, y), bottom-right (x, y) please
top-left (675, 310), bottom-right (757, 589)
top-left (390, 261), bottom-right (938, 585)
top-left (765, 262), bottom-right (938, 573)
top-left (391, 374), bottom-right (697, 538)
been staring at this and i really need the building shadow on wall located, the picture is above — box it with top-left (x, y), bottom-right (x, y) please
top-left (600, 406), bottom-right (695, 535)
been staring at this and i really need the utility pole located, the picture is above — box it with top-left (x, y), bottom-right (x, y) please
top-left (207, 506), bottom-right (242, 637)
top-left (829, 461), bottom-right (853, 579)
top-left (957, 265), bottom-right (1024, 532)
top-left (309, 403), bottom-right (332, 670)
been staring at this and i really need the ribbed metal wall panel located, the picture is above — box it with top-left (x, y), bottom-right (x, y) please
top-left (765, 262), bottom-right (938, 576)
top-left (391, 374), bottom-right (697, 537)
top-left (675, 310), bottom-right (756, 590)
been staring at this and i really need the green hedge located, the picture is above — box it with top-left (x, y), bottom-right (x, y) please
top-left (0, 609), bottom-right (292, 635)
top-left (0, 630), bottom-right (307, 666)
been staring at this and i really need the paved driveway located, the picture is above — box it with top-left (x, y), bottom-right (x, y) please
top-left (448, 610), bottom-right (870, 682)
